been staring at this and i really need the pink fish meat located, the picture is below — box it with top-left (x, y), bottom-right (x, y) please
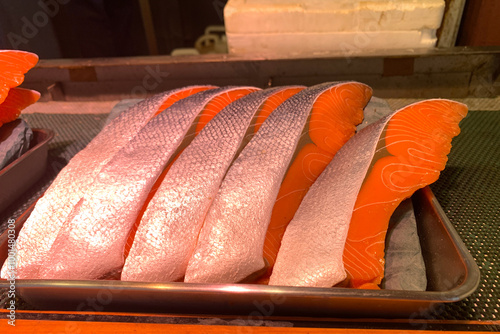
top-left (36, 87), bottom-right (258, 280)
top-left (184, 82), bottom-right (370, 283)
top-left (122, 86), bottom-right (303, 282)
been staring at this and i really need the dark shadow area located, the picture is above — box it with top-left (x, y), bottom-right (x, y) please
top-left (0, 0), bottom-right (228, 58)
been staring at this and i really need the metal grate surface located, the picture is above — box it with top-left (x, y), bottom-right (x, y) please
top-left (429, 110), bottom-right (500, 320)
top-left (0, 110), bottom-right (499, 321)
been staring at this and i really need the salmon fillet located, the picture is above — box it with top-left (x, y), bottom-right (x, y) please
top-left (185, 81), bottom-right (371, 284)
top-left (262, 82), bottom-right (372, 279)
top-left (0, 86), bottom-right (215, 279)
top-left (0, 50), bottom-right (38, 105)
top-left (0, 88), bottom-right (40, 127)
top-left (122, 87), bottom-right (301, 282)
top-left (270, 99), bottom-right (467, 288)
top-left (36, 87), bottom-right (258, 280)
top-left (343, 99), bottom-right (468, 288)
top-left (122, 87), bottom-right (261, 261)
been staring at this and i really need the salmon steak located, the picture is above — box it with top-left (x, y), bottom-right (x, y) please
top-left (270, 99), bottom-right (467, 288)
top-left (1, 85), bottom-right (216, 279)
top-left (261, 82), bottom-right (372, 280)
top-left (0, 50), bottom-right (38, 105)
top-left (0, 50), bottom-right (39, 126)
top-left (185, 81), bottom-right (371, 284)
top-left (122, 86), bottom-right (301, 282)
top-left (0, 88), bottom-right (40, 127)
top-left (34, 87), bottom-right (259, 280)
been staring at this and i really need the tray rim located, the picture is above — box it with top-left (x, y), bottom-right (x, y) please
top-left (0, 127), bottom-right (54, 213)
top-left (0, 127), bottom-right (55, 178)
top-left (0, 187), bottom-right (480, 307)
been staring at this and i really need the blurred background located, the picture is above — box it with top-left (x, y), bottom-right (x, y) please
top-left (0, 0), bottom-right (498, 102)
top-left (0, 0), bottom-right (228, 58)
top-left (0, 0), bottom-right (498, 59)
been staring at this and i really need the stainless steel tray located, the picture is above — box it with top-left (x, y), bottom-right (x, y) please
top-left (0, 128), bottom-right (54, 213)
top-left (0, 186), bottom-right (479, 318)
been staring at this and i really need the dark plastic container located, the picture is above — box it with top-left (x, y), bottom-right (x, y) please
top-left (0, 129), bottom-right (54, 213)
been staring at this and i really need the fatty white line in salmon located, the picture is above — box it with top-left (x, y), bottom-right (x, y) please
top-left (122, 86), bottom-right (303, 282)
top-left (35, 87), bottom-right (255, 280)
top-left (184, 82), bottom-right (360, 284)
top-left (0, 86), bottom-right (215, 279)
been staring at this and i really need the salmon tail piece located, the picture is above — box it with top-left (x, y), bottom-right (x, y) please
top-left (262, 82), bottom-right (372, 279)
top-left (270, 99), bottom-right (466, 288)
top-left (343, 99), bottom-right (468, 288)
top-left (0, 50), bottom-right (38, 104)
top-left (0, 88), bottom-right (40, 127)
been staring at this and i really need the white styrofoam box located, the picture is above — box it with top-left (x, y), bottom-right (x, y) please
top-left (227, 29), bottom-right (437, 56)
top-left (224, 0), bottom-right (445, 34)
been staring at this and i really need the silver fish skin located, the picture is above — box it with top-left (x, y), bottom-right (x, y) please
top-left (36, 87), bottom-right (248, 280)
top-left (184, 82), bottom-right (354, 284)
top-left (0, 86), bottom-right (214, 279)
top-left (269, 99), bottom-right (467, 287)
top-left (269, 114), bottom-right (387, 287)
top-left (122, 86), bottom-right (301, 282)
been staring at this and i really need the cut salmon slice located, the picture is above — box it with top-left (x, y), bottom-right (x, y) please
top-left (0, 50), bottom-right (38, 104)
top-left (36, 87), bottom-right (261, 280)
top-left (343, 99), bottom-right (468, 288)
top-left (0, 88), bottom-right (40, 127)
top-left (270, 99), bottom-right (467, 288)
top-left (123, 87), bottom-right (260, 260)
top-left (122, 87), bottom-right (302, 282)
top-left (262, 83), bottom-right (372, 280)
top-left (185, 82), bottom-right (371, 284)
top-left (1, 85), bottom-right (216, 279)
top-left (153, 86), bottom-right (214, 116)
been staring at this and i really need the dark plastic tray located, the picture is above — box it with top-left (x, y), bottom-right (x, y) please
top-left (0, 129), bottom-right (54, 213)
top-left (0, 186), bottom-right (479, 318)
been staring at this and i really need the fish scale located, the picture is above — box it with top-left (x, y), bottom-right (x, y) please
top-left (36, 87), bottom-right (250, 280)
top-left (0, 86), bottom-right (214, 279)
top-left (122, 86), bottom-right (300, 283)
top-left (184, 82), bottom-right (351, 284)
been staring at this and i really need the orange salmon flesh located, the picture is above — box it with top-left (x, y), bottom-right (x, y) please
top-left (0, 50), bottom-right (38, 105)
top-left (0, 88), bottom-right (40, 127)
top-left (343, 99), bottom-right (468, 288)
top-left (262, 82), bottom-right (373, 280)
top-left (152, 86), bottom-right (214, 117)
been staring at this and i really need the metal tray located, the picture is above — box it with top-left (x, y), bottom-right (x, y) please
top-left (0, 187), bottom-right (479, 318)
top-left (0, 129), bottom-right (54, 213)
